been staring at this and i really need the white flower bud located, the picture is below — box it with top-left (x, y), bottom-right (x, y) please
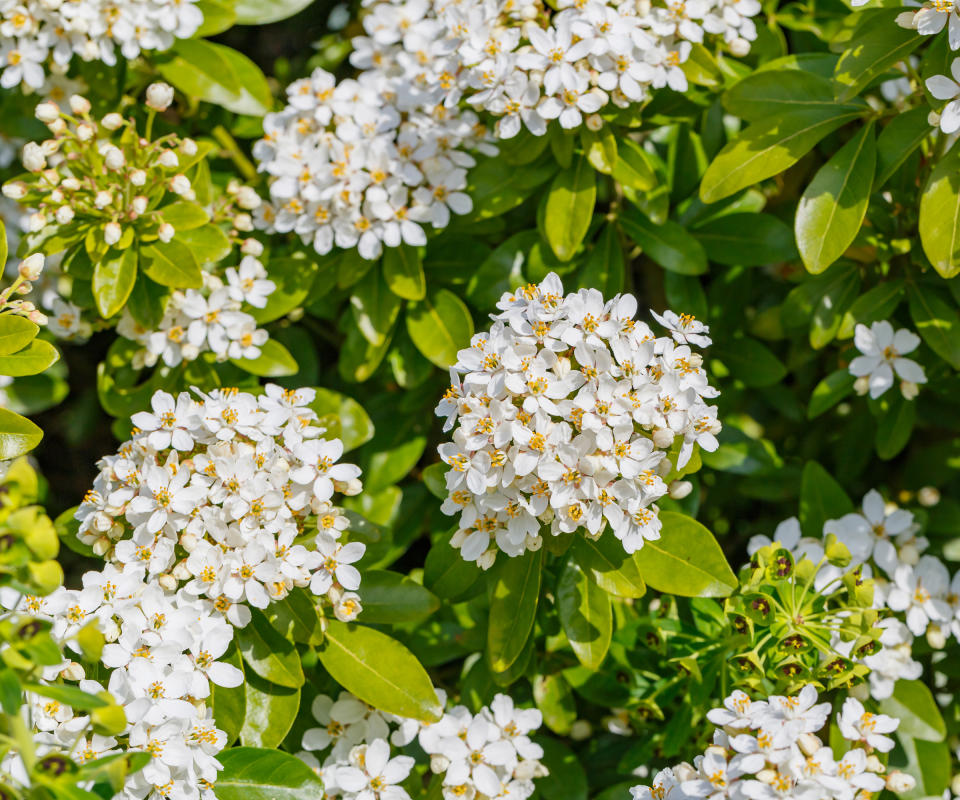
top-left (157, 573), bottom-right (178, 591)
top-left (169, 174), bottom-right (191, 196)
top-left (585, 113), bottom-right (603, 131)
top-left (158, 222), bottom-right (175, 243)
top-left (668, 480), bottom-right (693, 500)
top-left (729, 37), bottom-right (751, 56)
top-left (131, 196), bottom-right (148, 215)
top-left (797, 733), bottom-right (822, 757)
top-left (240, 238), bottom-right (264, 257)
top-left (900, 379), bottom-right (919, 399)
top-left (48, 118), bottom-right (67, 135)
top-left (101, 112), bottom-right (124, 130)
top-left (918, 486), bottom-right (941, 507)
top-left (22, 142), bottom-right (46, 172)
top-left (55, 206), bottom-right (74, 224)
top-left (104, 222), bottom-right (122, 246)
top-left (429, 755), bottom-right (450, 774)
top-left (853, 375), bottom-right (870, 396)
top-left (61, 662), bottom-right (86, 682)
top-left (35, 102), bottom-right (60, 123)
top-left (652, 428), bottom-right (674, 448)
top-left (61, 177), bottom-right (80, 191)
top-left (29, 310), bottom-right (47, 325)
top-left (927, 624), bottom-right (947, 650)
top-left (104, 146), bottom-right (125, 170)
top-left (92, 535), bottom-right (111, 556)
top-left (76, 122), bottom-right (96, 141)
top-left (236, 186), bottom-right (262, 210)
top-left (130, 169), bottom-right (147, 186)
top-left (180, 137), bottom-right (198, 156)
top-left (234, 212), bottom-right (253, 231)
top-left (478, 550), bottom-right (496, 570)
top-left (146, 82), bottom-right (175, 111)
top-left (2, 180), bottom-right (26, 199)
top-left (94, 190), bottom-right (113, 209)
top-left (899, 543), bottom-right (920, 565)
top-left (69, 94), bottom-right (91, 114)
top-left (865, 755), bottom-right (884, 774)
top-left (158, 150), bottom-right (179, 168)
top-left (18, 254), bottom-right (44, 281)
top-left (886, 772), bottom-right (916, 794)
top-left (28, 212), bottom-right (46, 232)
top-left (180, 343), bottom-right (200, 361)
top-left (569, 720), bottom-right (592, 741)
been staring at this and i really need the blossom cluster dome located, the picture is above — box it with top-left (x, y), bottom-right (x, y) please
top-left (631, 685), bottom-right (914, 800)
top-left (0, 0), bottom-right (203, 91)
top-left (435, 272), bottom-right (721, 568)
top-left (76, 385), bottom-right (365, 620)
top-left (298, 689), bottom-right (547, 800)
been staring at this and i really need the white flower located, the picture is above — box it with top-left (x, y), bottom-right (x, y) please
top-left (884, 555), bottom-right (952, 636)
top-left (336, 739), bottom-right (415, 800)
top-left (849, 321), bottom-right (926, 399)
top-left (837, 697), bottom-right (899, 752)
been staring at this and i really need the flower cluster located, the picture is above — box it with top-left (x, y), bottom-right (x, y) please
top-left (0, 0), bottom-right (202, 91)
top-left (253, 67), bottom-right (493, 261)
top-left (748, 489), bottom-right (957, 700)
top-left (76, 385), bottom-right (365, 620)
top-left (116, 258), bottom-right (275, 368)
top-left (27, 565), bottom-right (234, 800)
top-left (848, 321), bottom-right (926, 400)
top-left (435, 272), bottom-right (721, 568)
top-left (298, 690), bottom-right (547, 800)
top-left (630, 685), bottom-right (915, 800)
top-left (351, 0), bottom-right (761, 139)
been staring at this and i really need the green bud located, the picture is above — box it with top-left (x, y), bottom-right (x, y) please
top-left (27, 559), bottom-right (63, 595)
top-left (75, 621), bottom-right (105, 663)
top-left (824, 533), bottom-right (851, 567)
top-left (91, 699), bottom-right (127, 736)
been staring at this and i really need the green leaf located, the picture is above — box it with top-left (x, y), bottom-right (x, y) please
top-left (900, 737), bottom-right (950, 798)
top-left (233, 0), bottom-right (314, 24)
top-left (908, 284), bottom-right (960, 369)
top-left (383, 245), bottom-right (426, 301)
top-left (210, 646), bottom-right (245, 745)
top-left (251, 256), bottom-right (321, 325)
top-left (875, 392), bottom-right (916, 461)
top-left (722, 70), bottom-right (846, 122)
top-left (582, 127), bottom-right (617, 174)
top-left (620, 207), bottom-right (707, 275)
top-left (405, 289), bottom-right (474, 368)
top-left (93, 248), bottom-right (138, 318)
top-left (158, 40), bottom-right (273, 116)
top-left (423, 539), bottom-right (480, 601)
top-left (796, 123), bottom-right (876, 274)
top-left (230, 339), bottom-right (299, 377)
top-left (810, 267), bottom-right (861, 349)
top-left (140, 241), bottom-right (203, 289)
top-left (833, 9), bottom-right (923, 102)
top-left (536, 736), bottom-right (589, 800)
top-left (0, 315), bottom-right (38, 356)
top-left (157, 201), bottom-right (209, 231)
top-left (533, 674), bottom-right (577, 735)
top-left (557, 558), bottom-right (612, 670)
top-left (358, 570), bottom-right (440, 624)
top-left (919, 142), bottom-right (960, 279)
top-left (875, 107), bottom-right (931, 189)
top-left (700, 107), bottom-right (864, 203)
top-left (351, 268), bottom-right (401, 346)
top-left (712, 338), bottom-right (787, 387)
top-left (467, 231), bottom-right (536, 310)
top-left (339, 323), bottom-right (392, 383)
top-left (318, 620), bottom-right (442, 722)
top-left (264, 590), bottom-right (323, 646)
top-left (307, 388), bottom-right (374, 452)
top-left (468, 154), bottom-right (557, 219)
top-left (488, 548), bottom-right (542, 673)
top-left (691, 213), bottom-right (798, 266)
top-left (194, 0), bottom-right (237, 36)
top-left (612, 139), bottom-right (657, 191)
top-left (177, 225), bottom-right (232, 266)
top-left (214, 748), bottom-right (325, 800)
top-left (0, 339), bottom-right (59, 377)
top-left (22, 683), bottom-right (108, 711)
top-left (235, 609), bottom-right (304, 689)
top-left (838, 280), bottom-right (905, 339)
top-left (879, 680), bottom-right (946, 742)
top-left (238, 672), bottom-right (300, 749)
top-left (577, 224), bottom-right (625, 296)
top-left (637, 511), bottom-right (737, 597)
top-left (571, 535), bottom-right (646, 599)
top-left (799, 461), bottom-right (853, 538)
top-left (544, 156), bottom-right (596, 262)
top-left (807, 369), bottom-right (856, 419)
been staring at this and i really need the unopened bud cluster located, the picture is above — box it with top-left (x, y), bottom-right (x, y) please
top-left (1, 253), bottom-right (48, 325)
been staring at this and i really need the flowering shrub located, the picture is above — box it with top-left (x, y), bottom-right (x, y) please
top-left (0, 1), bottom-right (957, 800)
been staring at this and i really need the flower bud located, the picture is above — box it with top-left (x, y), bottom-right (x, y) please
top-left (157, 573), bottom-right (178, 591)
top-left (865, 755), bottom-right (884, 774)
top-left (853, 375), bottom-right (870, 396)
top-left (570, 720), bottom-right (592, 741)
top-left (22, 142), bottom-right (46, 172)
top-left (94, 190), bottom-right (113, 209)
top-left (48, 117), bottom-right (67, 135)
top-left (92, 535), bottom-right (111, 556)
top-left (241, 237), bottom-right (264, 257)
top-left (169, 174), bottom-right (191, 196)
top-left (918, 486), bottom-right (941, 507)
top-left (900, 380), bottom-right (919, 399)
top-left (729, 37), bottom-right (751, 56)
top-left (886, 771), bottom-right (916, 794)
top-left (429, 754), bottom-right (450, 774)
top-left (478, 550), bottom-right (496, 571)
top-left (35, 102), bottom-right (60, 123)
top-left (2, 180), bottom-right (26, 199)
top-left (797, 733), bottom-right (821, 757)
top-left (236, 186), bottom-right (262, 210)
top-left (158, 222), bottom-right (175, 243)
top-left (652, 428), bottom-right (674, 448)
top-left (131, 196), bottom-right (148, 216)
top-left (101, 112), bottom-right (124, 130)
top-left (668, 480), bottom-right (692, 500)
top-left (69, 94), bottom-right (91, 115)
top-left (61, 661), bottom-right (86, 682)
top-left (146, 82), bottom-right (175, 111)
top-left (104, 222), bottom-right (122, 246)
top-left (28, 212), bottom-right (46, 232)
top-left (18, 254), bottom-right (44, 281)
top-left (61, 177), bottom-right (80, 191)
top-left (158, 149), bottom-right (179, 168)
top-left (181, 137), bottom-right (198, 156)
top-left (103, 146), bottom-right (125, 170)
top-left (180, 343), bottom-right (201, 361)
top-left (585, 113), bottom-right (603, 131)
top-left (234, 212), bottom-right (253, 231)
top-left (76, 122), bottom-right (96, 141)
top-left (129, 169), bottom-right (147, 186)
top-left (28, 310), bottom-right (47, 325)
top-left (927, 624), bottom-right (947, 650)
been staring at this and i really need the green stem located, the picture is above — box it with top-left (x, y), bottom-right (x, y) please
top-left (212, 125), bottom-right (257, 183)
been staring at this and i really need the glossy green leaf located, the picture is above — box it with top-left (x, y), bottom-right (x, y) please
top-left (233, 0), bottom-right (315, 24)
top-left (833, 9), bottom-right (922, 102)
top-left (807, 369), bottom-right (855, 419)
top-left (796, 123), bottom-right (875, 274)
top-left (544, 155), bottom-right (596, 262)
top-left (406, 289), bottom-right (474, 368)
top-left (93, 248), bottom-right (137, 318)
top-left (358, 570), bottom-right (440, 623)
top-left (177, 225), bottom-right (233, 266)
top-left (557, 558), bottom-right (612, 669)
top-left (533, 673), bottom-right (577, 735)
top-left (0, 315), bottom-right (38, 356)
top-left (0, 339), bottom-right (59, 377)
top-left (875, 107), bottom-right (931, 189)
top-left (572, 535), bottom-right (646, 599)
top-left (194, 0), bottom-right (236, 36)
top-left (700, 107), bottom-right (863, 203)
top-left (799, 461), bottom-right (853, 538)
top-left (238, 672), bottom-right (300, 749)
top-left (383, 244), bottom-right (426, 301)
top-left (157, 201), bottom-right (209, 231)
top-left (691, 213), bottom-right (798, 266)
top-left (250, 256), bottom-right (320, 324)
top-left (488, 548), bottom-right (542, 673)
top-left (620, 207), bottom-right (706, 275)
top-left (424, 539), bottom-right (480, 601)
top-left (582, 127), bottom-right (617, 174)
top-left (351, 268), bottom-right (401, 346)
top-left (236, 609), bottom-right (304, 689)
top-left (637, 511), bottom-right (737, 597)
top-left (264, 590), bottom-right (323, 646)
top-left (919, 143), bottom-right (960, 279)
top-left (879, 680), bottom-right (945, 742)
top-left (577, 224), bottom-right (625, 296)
top-left (875, 392), bottom-right (916, 460)
top-left (908, 284), bottom-right (960, 369)
top-left (230, 339), bottom-right (299, 377)
top-left (712, 338), bottom-right (787, 387)
top-left (838, 280), bottom-right (905, 339)
top-left (318, 620), bottom-right (442, 721)
top-left (467, 231), bottom-right (536, 310)
top-left (307, 387), bottom-right (374, 452)
top-left (612, 139), bottom-right (657, 191)
top-left (214, 748), bottom-right (325, 800)
top-left (536, 736), bottom-right (589, 800)
top-left (210, 646), bottom-right (245, 745)
top-left (140, 241), bottom-right (203, 289)
top-left (722, 70), bottom-right (845, 122)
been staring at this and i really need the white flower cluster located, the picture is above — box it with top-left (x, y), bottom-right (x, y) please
top-left (0, 0), bottom-right (202, 91)
top-left (24, 565), bottom-right (234, 800)
top-left (630, 685), bottom-right (914, 800)
top-left (116, 258), bottom-right (276, 368)
top-left (75, 385), bottom-right (365, 620)
top-left (848, 321), bottom-right (926, 400)
top-left (351, 0), bottom-right (760, 139)
top-left (748, 489), bottom-right (958, 700)
top-left (298, 690), bottom-right (547, 800)
top-left (435, 272), bottom-right (720, 568)
top-left (253, 66), bottom-right (493, 261)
